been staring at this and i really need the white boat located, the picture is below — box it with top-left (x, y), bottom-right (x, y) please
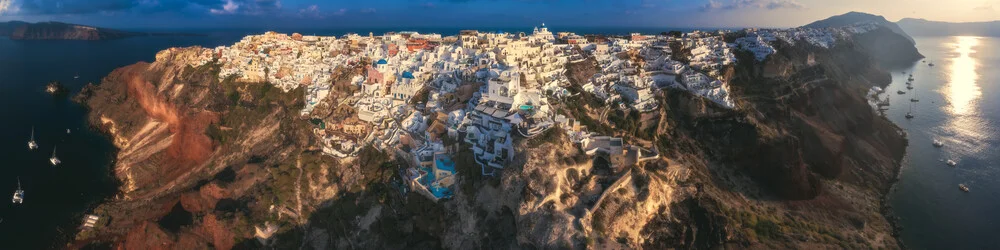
top-left (933, 140), bottom-right (944, 147)
top-left (28, 127), bottom-right (38, 150)
top-left (12, 177), bottom-right (24, 204)
top-left (50, 146), bottom-right (61, 166)
top-left (946, 160), bottom-right (957, 167)
top-left (959, 184), bottom-right (969, 192)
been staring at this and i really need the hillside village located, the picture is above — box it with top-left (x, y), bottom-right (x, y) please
top-left (185, 22), bottom-right (887, 201)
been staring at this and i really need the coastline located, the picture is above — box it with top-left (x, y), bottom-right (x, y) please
top-left (883, 132), bottom-right (909, 250)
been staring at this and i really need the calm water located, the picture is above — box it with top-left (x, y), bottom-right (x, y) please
top-left (0, 34), bottom-right (243, 249)
top-left (888, 36), bottom-right (1000, 249)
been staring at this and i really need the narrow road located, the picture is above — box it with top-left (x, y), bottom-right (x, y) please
top-left (295, 155), bottom-right (304, 223)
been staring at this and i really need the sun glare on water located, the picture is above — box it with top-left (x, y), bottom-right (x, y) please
top-left (942, 36), bottom-right (990, 153)
top-left (946, 36), bottom-right (981, 115)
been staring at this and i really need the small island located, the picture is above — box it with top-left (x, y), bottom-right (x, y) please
top-left (45, 81), bottom-right (67, 95)
top-left (0, 21), bottom-right (202, 41)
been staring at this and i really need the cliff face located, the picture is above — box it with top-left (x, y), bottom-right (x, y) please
top-left (802, 12), bottom-right (923, 67)
top-left (1, 21), bottom-right (137, 40)
top-left (73, 28), bottom-right (913, 249)
top-left (75, 47), bottom-right (310, 248)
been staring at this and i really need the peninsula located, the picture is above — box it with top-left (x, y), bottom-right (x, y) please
top-left (74, 12), bottom-right (916, 249)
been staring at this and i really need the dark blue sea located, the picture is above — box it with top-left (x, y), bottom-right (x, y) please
top-left (887, 36), bottom-right (1000, 249)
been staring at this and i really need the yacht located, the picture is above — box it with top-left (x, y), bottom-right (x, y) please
top-left (28, 127), bottom-right (38, 150)
top-left (50, 146), bottom-right (61, 166)
top-left (933, 140), bottom-right (944, 147)
top-left (12, 178), bottom-right (24, 204)
top-left (929, 63), bottom-right (935, 67)
top-left (946, 160), bottom-right (957, 167)
top-left (905, 99), bottom-right (915, 119)
top-left (959, 184), bottom-right (969, 192)
top-left (74, 74), bottom-right (80, 79)
top-left (897, 90), bottom-right (906, 95)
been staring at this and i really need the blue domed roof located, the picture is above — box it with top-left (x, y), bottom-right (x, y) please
top-left (401, 71), bottom-right (415, 79)
top-left (376, 59), bottom-right (388, 64)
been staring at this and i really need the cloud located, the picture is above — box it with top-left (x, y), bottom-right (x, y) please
top-left (0, 0), bottom-right (15, 15)
top-left (360, 7), bottom-right (376, 14)
top-left (0, 0), bottom-right (281, 16)
top-left (209, 0), bottom-right (239, 14)
top-left (701, 0), bottom-right (805, 11)
top-left (973, 3), bottom-right (994, 11)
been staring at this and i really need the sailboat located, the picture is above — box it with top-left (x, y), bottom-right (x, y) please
top-left (910, 91), bottom-right (919, 102)
top-left (905, 99), bottom-right (915, 119)
top-left (12, 177), bottom-right (24, 204)
top-left (28, 127), bottom-right (38, 150)
top-left (50, 146), bottom-right (61, 166)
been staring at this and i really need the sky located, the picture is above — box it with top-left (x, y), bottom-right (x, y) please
top-left (0, 0), bottom-right (996, 29)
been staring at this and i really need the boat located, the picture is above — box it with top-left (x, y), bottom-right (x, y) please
top-left (28, 127), bottom-right (38, 150)
top-left (933, 140), bottom-right (944, 147)
top-left (911, 98), bottom-right (919, 102)
top-left (74, 74), bottom-right (80, 79)
top-left (959, 184), bottom-right (969, 192)
top-left (929, 63), bottom-right (935, 66)
top-left (66, 129), bottom-right (70, 134)
top-left (905, 100), bottom-right (915, 119)
top-left (907, 86), bottom-right (913, 90)
top-left (946, 160), bottom-right (957, 167)
top-left (897, 90), bottom-right (906, 95)
top-left (12, 177), bottom-right (24, 204)
top-left (50, 146), bottom-right (61, 166)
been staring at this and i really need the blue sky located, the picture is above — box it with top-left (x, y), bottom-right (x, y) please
top-left (0, 0), bottom-right (996, 29)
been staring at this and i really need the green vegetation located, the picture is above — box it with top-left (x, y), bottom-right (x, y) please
top-left (753, 219), bottom-right (782, 240)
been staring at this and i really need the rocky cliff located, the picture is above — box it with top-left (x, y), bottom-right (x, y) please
top-left (74, 47), bottom-right (314, 249)
top-left (73, 28), bottom-right (913, 250)
top-left (804, 12), bottom-right (923, 67)
top-left (0, 21), bottom-right (138, 40)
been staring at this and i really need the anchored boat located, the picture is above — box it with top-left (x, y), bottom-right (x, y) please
top-left (28, 127), bottom-right (38, 150)
top-left (50, 146), bottom-right (61, 166)
top-left (12, 177), bottom-right (24, 204)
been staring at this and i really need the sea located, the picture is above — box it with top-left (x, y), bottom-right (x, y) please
top-left (0, 28), bottom-right (994, 249)
top-left (886, 36), bottom-right (1000, 249)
